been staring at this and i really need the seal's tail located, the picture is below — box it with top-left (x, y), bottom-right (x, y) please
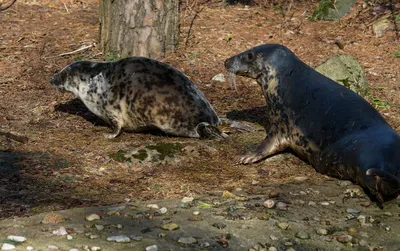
top-left (366, 168), bottom-right (400, 206)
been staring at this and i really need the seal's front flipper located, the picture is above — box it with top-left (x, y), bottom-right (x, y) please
top-left (237, 135), bottom-right (287, 164)
top-left (366, 168), bottom-right (400, 206)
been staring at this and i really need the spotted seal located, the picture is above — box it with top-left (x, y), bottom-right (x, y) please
top-left (224, 44), bottom-right (400, 206)
top-left (50, 57), bottom-right (226, 139)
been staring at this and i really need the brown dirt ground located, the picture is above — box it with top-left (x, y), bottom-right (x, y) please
top-left (0, 0), bottom-right (399, 219)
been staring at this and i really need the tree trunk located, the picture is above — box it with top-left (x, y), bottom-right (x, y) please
top-left (99, 0), bottom-right (180, 59)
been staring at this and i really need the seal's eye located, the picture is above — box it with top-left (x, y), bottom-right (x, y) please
top-left (245, 51), bottom-right (255, 62)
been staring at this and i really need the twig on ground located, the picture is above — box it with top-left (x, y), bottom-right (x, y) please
top-left (0, 130), bottom-right (28, 143)
top-left (0, 0), bottom-right (16, 11)
top-left (184, 6), bottom-right (204, 48)
top-left (45, 43), bottom-right (96, 59)
top-left (63, 2), bottom-right (70, 14)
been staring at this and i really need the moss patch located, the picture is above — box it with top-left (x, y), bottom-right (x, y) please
top-left (146, 142), bottom-right (182, 161)
top-left (108, 150), bottom-right (131, 163)
top-left (132, 149), bottom-right (148, 161)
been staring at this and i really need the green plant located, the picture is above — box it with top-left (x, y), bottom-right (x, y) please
top-left (309, 0), bottom-right (334, 21)
top-left (393, 51), bottom-right (400, 58)
top-left (105, 51), bottom-right (120, 62)
top-left (371, 97), bottom-right (390, 109)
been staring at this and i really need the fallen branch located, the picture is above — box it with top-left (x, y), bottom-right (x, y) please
top-left (0, 130), bottom-right (28, 143)
top-left (45, 43), bottom-right (96, 59)
top-left (184, 6), bottom-right (205, 48)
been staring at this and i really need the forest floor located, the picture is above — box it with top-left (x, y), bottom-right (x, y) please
top-left (0, 0), bottom-right (399, 250)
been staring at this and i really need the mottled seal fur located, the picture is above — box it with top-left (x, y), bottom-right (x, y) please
top-left (50, 57), bottom-right (226, 139)
top-left (225, 44), bottom-right (400, 207)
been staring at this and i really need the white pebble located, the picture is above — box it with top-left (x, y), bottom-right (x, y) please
top-left (69, 249), bottom-right (79, 251)
top-left (26, 247), bottom-right (34, 251)
top-left (145, 245), bottom-right (158, 251)
top-left (67, 235), bottom-right (73, 240)
top-left (146, 204), bottom-right (159, 209)
top-left (181, 196), bottom-right (194, 203)
top-left (263, 199), bottom-right (276, 209)
top-left (91, 247), bottom-right (101, 251)
top-left (7, 236), bottom-right (26, 243)
top-left (159, 207), bottom-right (168, 214)
top-left (106, 236), bottom-right (131, 243)
top-left (47, 246), bottom-right (59, 250)
top-left (95, 224), bottom-right (104, 231)
top-left (85, 214), bottom-right (101, 221)
top-left (52, 226), bottom-right (68, 236)
top-left (1, 243), bottom-right (16, 250)
top-left (193, 211), bottom-right (200, 215)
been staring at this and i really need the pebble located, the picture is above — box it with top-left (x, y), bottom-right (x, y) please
top-left (69, 249), bottom-right (79, 251)
top-left (131, 235), bottom-right (143, 241)
top-left (359, 240), bottom-right (368, 247)
top-left (296, 231), bottom-right (310, 239)
top-left (47, 246), bottom-right (59, 250)
top-left (181, 197), bottom-right (194, 203)
top-left (200, 242), bottom-right (210, 248)
top-left (269, 247), bottom-right (278, 251)
top-left (316, 228), bottom-right (328, 235)
top-left (337, 181), bottom-right (352, 187)
top-left (85, 214), bottom-right (100, 221)
top-left (27, 247), bottom-right (34, 251)
top-left (270, 235), bottom-right (278, 241)
top-left (95, 224), bottom-right (104, 231)
top-left (212, 222), bottom-right (226, 229)
top-left (67, 235), bottom-right (73, 240)
top-left (145, 245), bottom-right (158, 251)
top-left (7, 236), bottom-right (26, 243)
top-left (336, 234), bottom-right (353, 243)
top-left (319, 201), bottom-right (330, 206)
top-left (106, 236), bottom-right (131, 243)
top-left (276, 202), bottom-right (288, 210)
top-left (178, 236), bottom-right (198, 244)
top-left (308, 201), bottom-right (317, 206)
top-left (263, 199), bottom-right (275, 209)
top-left (42, 213), bottom-right (66, 224)
top-left (293, 200), bottom-right (305, 205)
top-left (294, 176), bottom-right (308, 182)
top-left (161, 223), bottom-right (179, 231)
top-left (1, 244), bottom-right (15, 250)
top-left (346, 208), bottom-right (360, 215)
top-left (159, 207), bottom-right (168, 214)
top-left (52, 226), bottom-right (68, 236)
top-left (277, 222), bottom-right (290, 230)
top-left (347, 227), bottom-right (357, 233)
top-left (146, 204), bottom-right (159, 209)
top-left (86, 233), bottom-right (100, 239)
top-left (193, 211), bottom-right (200, 215)
top-left (91, 247), bottom-right (101, 251)
top-left (116, 224), bottom-right (123, 229)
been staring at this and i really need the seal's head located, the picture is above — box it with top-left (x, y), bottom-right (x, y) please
top-left (224, 44), bottom-right (297, 89)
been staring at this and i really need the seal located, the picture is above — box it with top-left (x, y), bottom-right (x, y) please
top-left (224, 44), bottom-right (400, 207)
top-left (50, 57), bottom-right (226, 139)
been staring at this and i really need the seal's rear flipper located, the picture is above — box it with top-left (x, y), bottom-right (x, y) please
top-left (366, 168), bottom-right (400, 206)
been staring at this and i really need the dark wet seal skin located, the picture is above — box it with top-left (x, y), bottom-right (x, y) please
top-left (50, 57), bottom-right (227, 139)
top-left (224, 44), bottom-right (400, 208)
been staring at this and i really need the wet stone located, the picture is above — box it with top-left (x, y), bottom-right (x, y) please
top-left (67, 235), bottom-right (73, 240)
top-left (145, 245), bottom-right (158, 251)
top-left (1, 243), bottom-right (15, 250)
top-left (85, 214), bottom-right (100, 221)
top-left (161, 223), bottom-right (179, 231)
top-left (296, 231), bottom-right (310, 239)
top-left (277, 222), bottom-right (290, 230)
top-left (336, 234), bottom-right (353, 243)
top-left (95, 224), bottom-right (104, 231)
top-left (85, 233), bottom-right (100, 239)
top-left (263, 199), bottom-right (276, 209)
top-left (130, 235), bottom-right (143, 241)
top-left (178, 236), bottom-right (198, 244)
top-left (106, 236), bottom-right (130, 243)
top-left (346, 208), bottom-right (360, 215)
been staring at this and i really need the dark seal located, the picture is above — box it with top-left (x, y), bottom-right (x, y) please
top-left (50, 57), bottom-right (226, 139)
top-left (225, 44), bottom-right (400, 207)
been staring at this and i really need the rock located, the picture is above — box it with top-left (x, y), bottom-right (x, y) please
top-left (311, 0), bottom-right (357, 21)
top-left (199, 242), bottom-right (210, 248)
top-left (42, 213), bottom-right (66, 224)
top-left (67, 235), bottom-right (73, 240)
top-left (106, 236), bottom-right (131, 243)
top-left (145, 245), bottom-right (158, 251)
top-left (347, 227), bottom-right (357, 233)
top-left (276, 202), bottom-right (288, 210)
top-left (359, 239), bottom-right (368, 247)
top-left (212, 73), bottom-right (226, 83)
top-left (337, 181), bottom-right (352, 187)
top-left (86, 233), bottom-right (100, 239)
top-left (178, 236), bottom-right (198, 244)
top-left (69, 249), bottom-right (79, 251)
top-left (193, 211), bottom-right (200, 215)
top-left (52, 226), bottom-right (68, 236)
top-left (91, 247), bottom-right (101, 251)
top-left (308, 201), bottom-right (317, 206)
top-left (316, 54), bottom-right (368, 97)
top-left (1, 244), bottom-right (15, 250)
top-left (146, 204), bottom-right (159, 209)
top-left (7, 236), bottom-right (26, 243)
top-left (373, 18), bottom-right (393, 37)
top-left (316, 228), bottom-right (328, 236)
top-left (270, 235), bottom-right (278, 241)
top-left (294, 176), bottom-right (308, 182)
top-left (47, 246), bottom-right (59, 250)
top-left (181, 197), bottom-right (194, 203)
top-left (296, 231), bottom-right (310, 239)
top-left (85, 214), bottom-right (100, 221)
top-left (269, 247), bottom-right (278, 251)
top-left (293, 200), bottom-right (305, 205)
top-left (116, 224), bottom-right (123, 229)
top-left (346, 208), bottom-right (360, 215)
top-left (319, 201), bottom-right (330, 206)
top-left (263, 199), bottom-right (276, 209)
top-left (212, 222), bottom-right (226, 229)
top-left (26, 247), bottom-right (34, 251)
top-left (277, 222), bottom-right (290, 230)
top-left (95, 224), bottom-right (104, 231)
top-left (131, 235), bottom-right (143, 241)
top-left (161, 223), bottom-right (179, 231)
top-left (222, 190), bottom-right (246, 201)
top-left (159, 207), bottom-right (168, 214)
top-left (336, 234), bottom-right (353, 243)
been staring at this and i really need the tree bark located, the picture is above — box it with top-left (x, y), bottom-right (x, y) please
top-left (99, 0), bottom-right (180, 59)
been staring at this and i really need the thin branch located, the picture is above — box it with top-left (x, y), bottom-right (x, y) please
top-left (45, 43), bottom-right (96, 59)
top-left (184, 6), bottom-right (205, 48)
top-left (0, 0), bottom-right (16, 11)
